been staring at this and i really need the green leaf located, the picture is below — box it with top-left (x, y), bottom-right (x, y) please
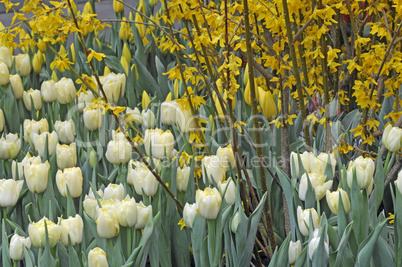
top-left (268, 233), bottom-right (291, 266)
top-left (334, 221), bottom-right (354, 267)
top-left (2, 219), bottom-right (11, 267)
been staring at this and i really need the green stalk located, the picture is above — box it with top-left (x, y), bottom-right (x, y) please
top-left (243, 0), bottom-right (276, 250)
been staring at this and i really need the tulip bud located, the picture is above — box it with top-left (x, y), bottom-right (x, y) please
top-left (115, 196), bottom-right (138, 227)
top-left (24, 161), bottom-right (50, 193)
top-left (142, 91), bottom-right (151, 109)
top-left (59, 44), bottom-right (66, 55)
top-left (96, 208), bottom-right (119, 239)
top-left (135, 12), bottom-right (146, 38)
top-left (183, 203), bottom-right (197, 228)
top-left (12, 153), bottom-right (41, 180)
top-left (383, 124), bottom-right (402, 152)
top-left (37, 39), bottom-right (47, 53)
top-left (141, 109), bottom-right (155, 129)
top-left (346, 156), bottom-right (375, 190)
top-left (77, 90), bottom-right (95, 112)
top-left (299, 172), bottom-right (332, 201)
top-left (82, 1), bottom-right (93, 14)
top-left (70, 43), bottom-right (75, 63)
top-left (244, 80), bottom-right (258, 106)
top-left (243, 63), bottom-right (249, 86)
top-left (119, 18), bottom-right (133, 41)
top-left (127, 160), bottom-right (158, 196)
top-left (144, 128), bottom-right (174, 159)
top-left (308, 237), bottom-right (329, 260)
top-left (0, 61), bottom-right (9, 85)
top-left (9, 234), bottom-right (31, 261)
top-left (160, 101), bottom-right (179, 126)
top-left (100, 73), bottom-right (126, 104)
top-left (54, 77), bottom-right (76, 104)
top-left (202, 155), bottom-right (226, 184)
top-left (149, 0), bottom-right (157, 7)
top-left (54, 120), bottom-right (76, 144)
top-left (258, 87), bottom-right (277, 120)
top-left (32, 131), bottom-right (58, 158)
top-left (175, 100), bottom-right (198, 132)
top-left (120, 56), bottom-right (129, 76)
top-left (23, 89), bottom-right (42, 111)
top-left (28, 217), bottom-right (61, 248)
top-left (196, 187), bottom-right (222, 220)
top-left (41, 80), bottom-right (57, 103)
top-left (218, 179), bottom-right (236, 205)
top-left (103, 183), bottom-right (125, 201)
top-left (297, 206), bottom-right (320, 236)
top-left (32, 52), bottom-right (43, 74)
top-left (23, 118), bottom-right (49, 144)
top-left (290, 151), bottom-right (312, 177)
top-left (56, 143), bottom-right (77, 170)
top-left (135, 202), bottom-right (151, 229)
top-left (15, 54), bottom-right (31, 77)
top-left (58, 214), bottom-right (83, 246)
top-left (0, 133), bottom-right (21, 160)
top-left (56, 167), bottom-right (83, 198)
top-left (288, 240), bottom-right (302, 265)
top-left (51, 70), bottom-right (58, 82)
top-left (231, 211), bottom-right (239, 233)
top-left (83, 107), bottom-right (103, 130)
top-left (113, 0), bottom-right (124, 13)
top-left (395, 170), bottom-right (402, 195)
top-left (9, 74), bottom-right (23, 99)
top-left (310, 153), bottom-right (337, 175)
top-left (0, 109), bottom-right (4, 132)
top-left (0, 179), bottom-right (23, 207)
top-left (177, 165), bottom-right (190, 192)
top-left (84, 195), bottom-right (100, 220)
top-left (0, 47), bottom-right (12, 69)
top-left (122, 43), bottom-right (131, 63)
top-left (326, 189), bottom-right (351, 214)
top-left (88, 247), bottom-right (109, 267)
top-left (217, 145), bottom-right (236, 171)
top-left (126, 107), bottom-right (142, 124)
top-left (105, 136), bottom-right (132, 165)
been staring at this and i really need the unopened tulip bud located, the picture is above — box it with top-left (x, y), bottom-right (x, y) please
top-left (119, 18), bottom-right (133, 41)
top-left (32, 131), bottom-right (58, 158)
top-left (0, 179), bottom-right (23, 207)
top-left (12, 153), bottom-right (41, 180)
top-left (177, 165), bottom-right (190, 192)
top-left (383, 124), bottom-right (402, 152)
top-left (9, 74), bottom-right (23, 99)
top-left (218, 179), bottom-right (236, 205)
top-left (142, 91), bottom-right (151, 109)
top-left (297, 206), bottom-right (320, 236)
top-left (202, 155), bottom-right (226, 184)
top-left (83, 107), bottom-right (102, 130)
top-left (135, 202), bottom-right (151, 229)
top-left (56, 143), bottom-right (77, 170)
top-left (183, 203), bottom-right (197, 228)
top-left (231, 211), bottom-right (239, 233)
top-left (160, 101), bottom-right (179, 126)
top-left (120, 56), bottom-right (129, 76)
top-left (0, 61), bottom-right (9, 85)
top-left (299, 172), bottom-right (332, 201)
top-left (135, 12), bottom-right (146, 38)
top-left (144, 128), bottom-right (175, 159)
top-left (196, 187), bottom-right (222, 220)
top-left (141, 109), bottom-right (155, 129)
top-left (96, 208), bottom-right (119, 239)
top-left (37, 39), bottom-right (47, 53)
top-left (116, 196), bottom-right (138, 227)
top-left (105, 137), bottom-right (132, 165)
top-left (24, 161), bottom-right (50, 193)
top-left (175, 100), bottom-right (198, 132)
top-left (290, 151), bottom-right (312, 177)
top-left (70, 43), bottom-right (75, 63)
top-left (395, 170), bottom-right (402, 195)
top-left (59, 214), bottom-right (83, 246)
top-left (55, 77), bottom-right (76, 104)
top-left (326, 189), bottom-right (351, 214)
top-left (308, 237), bottom-right (329, 260)
top-left (15, 54), bottom-right (31, 77)
top-left (32, 52), bottom-right (43, 74)
top-left (0, 47), bottom-right (12, 69)
top-left (0, 133), bottom-right (21, 160)
top-left (28, 217), bottom-right (61, 248)
top-left (310, 153), bottom-right (337, 175)
top-left (41, 80), bottom-right (57, 103)
top-left (100, 73), bottom-right (126, 104)
top-left (258, 87), bottom-right (277, 120)
top-left (103, 183), bottom-right (125, 201)
top-left (23, 89), bottom-right (42, 111)
top-left (113, 0), bottom-right (124, 13)
top-left (82, 1), bottom-right (93, 14)
top-left (217, 145), bottom-right (236, 171)
top-left (54, 120), bottom-right (76, 144)
top-left (51, 70), bottom-right (58, 82)
top-left (122, 43), bottom-right (131, 63)
top-left (88, 247), bottom-right (109, 267)
top-left (0, 109), bottom-right (4, 132)
top-left (9, 234), bottom-right (31, 261)
top-left (346, 156), bottom-right (375, 190)
top-left (288, 240), bottom-right (302, 265)
top-left (127, 160), bottom-right (158, 196)
top-left (56, 167), bottom-right (83, 198)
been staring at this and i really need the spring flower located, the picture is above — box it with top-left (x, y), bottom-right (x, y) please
top-left (119, 17), bottom-right (133, 41)
top-left (9, 234), bottom-right (31, 261)
top-left (125, 107), bottom-right (142, 124)
top-left (196, 187), bottom-right (222, 220)
top-left (84, 191), bottom-right (102, 220)
top-left (290, 151), bottom-right (313, 177)
top-left (231, 211), bottom-right (239, 233)
top-left (54, 120), bottom-right (76, 144)
top-left (115, 196), bottom-right (138, 227)
top-left (82, 1), bottom-right (93, 14)
top-left (32, 51), bottom-right (43, 74)
top-left (183, 203), bottom-right (197, 229)
top-left (202, 155), bottom-right (226, 184)
top-left (103, 183), bottom-right (125, 201)
top-left (88, 247), bottom-right (109, 267)
top-left (177, 165), bottom-right (190, 192)
top-left (41, 80), bottom-right (57, 103)
top-left (23, 89), bottom-right (42, 111)
top-left (23, 119), bottom-right (49, 144)
top-left (395, 170), bottom-right (402, 195)
top-left (383, 124), bottom-right (402, 152)
top-left (141, 109), bottom-right (155, 129)
top-left (308, 237), bottom-right (329, 260)
top-left (9, 74), bottom-right (23, 99)
top-left (0, 133), bottom-right (21, 159)
top-left (55, 77), bottom-right (76, 104)
top-left (77, 90), bottom-right (95, 112)
top-left (299, 172), bottom-right (333, 201)
top-left (346, 156), bottom-right (375, 190)
top-left (326, 189), bottom-right (351, 214)
top-left (24, 161), bottom-right (50, 193)
top-left (175, 100), bottom-right (198, 133)
top-left (12, 154), bottom-right (41, 180)
top-left (96, 208), bottom-right (119, 239)
top-left (144, 128), bottom-right (175, 159)
top-left (288, 240), bottom-right (302, 265)
top-left (0, 109), bottom-right (4, 132)
top-left (127, 160), bottom-right (158, 197)
top-left (258, 87), bottom-right (277, 120)
top-left (105, 134), bottom-right (132, 164)
top-left (83, 107), bottom-right (103, 130)
top-left (217, 145), bottom-right (236, 171)
top-left (0, 179), bottom-right (23, 207)
top-left (0, 61), bottom-right (9, 85)
top-left (56, 143), bottom-right (77, 170)
top-left (310, 153), bottom-right (337, 175)
top-left (218, 179), bottom-right (236, 205)
top-left (100, 73), bottom-right (126, 104)
top-left (135, 202), bottom-right (151, 229)
top-left (122, 43), bottom-right (131, 63)
top-left (32, 131), bottom-right (58, 157)
top-left (297, 206), bottom-right (320, 236)
top-left (113, 0), bottom-right (124, 13)
top-left (161, 101), bottom-right (179, 125)
top-left (28, 217), bottom-right (61, 248)
top-left (15, 54), bottom-right (31, 77)
top-left (59, 215), bottom-right (84, 246)
top-left (0, 47), bottom-right (12, 69)
top-left (56, 167), bottom-right (83, 198)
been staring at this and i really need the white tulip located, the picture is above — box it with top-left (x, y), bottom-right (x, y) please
top-left (54, 120), bottom-right (76, 144)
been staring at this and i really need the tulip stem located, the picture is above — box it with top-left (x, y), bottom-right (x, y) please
top-left (384, 151), bottom-right (392, 176)
top-left (207, 219), bottom-right (216, 266)
top-left (127, 227), bottom-right (132, 258)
